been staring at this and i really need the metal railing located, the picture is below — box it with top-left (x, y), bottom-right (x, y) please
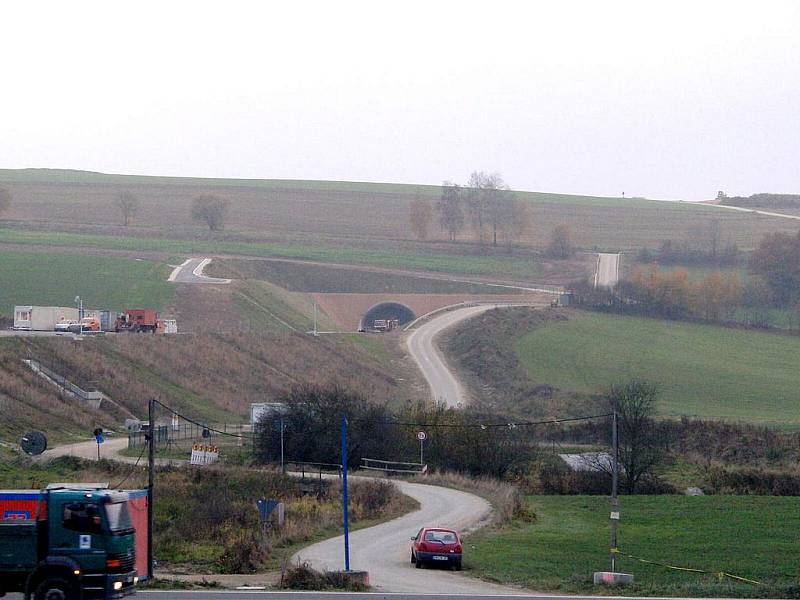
top-left (361, 457), bottom-right (428, 475)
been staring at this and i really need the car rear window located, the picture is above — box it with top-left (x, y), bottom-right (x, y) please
top-left (424, 530), bottom-right (457, 543)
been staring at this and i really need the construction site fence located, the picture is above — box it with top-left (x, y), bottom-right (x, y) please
top-left (127, 422), bottom-right (250, 449)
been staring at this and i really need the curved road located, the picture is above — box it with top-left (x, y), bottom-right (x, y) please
top-left (406, 305), bottom-right (514, 407)
top-left (294, 478), bottom-right (525, 595)
top-left (168, 258), bottom-right (231, 284)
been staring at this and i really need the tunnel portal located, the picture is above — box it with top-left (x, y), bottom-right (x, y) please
top-left (359, 302), bottom-right (416, 331)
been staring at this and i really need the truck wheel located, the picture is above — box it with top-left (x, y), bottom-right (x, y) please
top-left (33, 578), bottom-right (72, 600)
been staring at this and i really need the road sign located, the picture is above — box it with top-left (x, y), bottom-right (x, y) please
top-left (417, 431), bottom-right (427, 441)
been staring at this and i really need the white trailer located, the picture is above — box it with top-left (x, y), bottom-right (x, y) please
top-left (13, 306), bottom-right (80, 330)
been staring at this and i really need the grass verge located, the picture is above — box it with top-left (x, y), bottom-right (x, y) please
top-left (466, 495), bottom-right (800, 597)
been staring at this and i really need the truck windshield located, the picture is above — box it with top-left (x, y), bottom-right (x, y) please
top-left (105, 501), bottom-right (133, 533)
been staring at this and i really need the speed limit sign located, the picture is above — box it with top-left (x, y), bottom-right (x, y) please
top-left (417, 431), bottom-right (427, 441)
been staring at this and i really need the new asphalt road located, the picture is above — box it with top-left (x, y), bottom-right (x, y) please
top-left (168, 257), bottom-right (231, 284)
top-left (293, 477), bottom-right (525, 595)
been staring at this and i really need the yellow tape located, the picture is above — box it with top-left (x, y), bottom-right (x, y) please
top-left (613, 548), bottom-right (762, 585)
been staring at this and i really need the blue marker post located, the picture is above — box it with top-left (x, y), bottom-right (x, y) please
top-left (341, 413), bottom-right (350, 572)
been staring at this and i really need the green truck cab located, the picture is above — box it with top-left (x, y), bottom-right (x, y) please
top-left (0, 487), bottom-right (138, 599)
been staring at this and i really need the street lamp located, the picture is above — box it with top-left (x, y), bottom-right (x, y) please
top-left (74, 295), bottom-right (83, 320)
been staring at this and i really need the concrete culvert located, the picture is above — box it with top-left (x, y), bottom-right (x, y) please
top-left (359, 302), bottom-right (416, 332)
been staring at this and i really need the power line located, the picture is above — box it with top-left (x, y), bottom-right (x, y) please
top-left (110, 442), bottom-right (147, 489)
top-left (153, 398), bottom-right (611, 435)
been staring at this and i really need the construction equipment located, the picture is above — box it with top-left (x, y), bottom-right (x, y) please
top-left (115, 310), bottom-right (158, 333)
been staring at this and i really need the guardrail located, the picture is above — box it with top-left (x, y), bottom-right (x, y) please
top-left (286, 461), bottom-right (342, 480)
top-left (361, 457), bottom-right (428, 475)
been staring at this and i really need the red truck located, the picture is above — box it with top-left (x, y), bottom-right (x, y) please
top-left (115, 310), bottom-right (158, 333)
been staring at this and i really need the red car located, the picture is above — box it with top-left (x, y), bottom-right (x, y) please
top-left (410, 527), bottom-right (462, 570)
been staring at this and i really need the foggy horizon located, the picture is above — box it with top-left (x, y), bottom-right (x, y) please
top-left (1, 0), bottom-right (798, 202)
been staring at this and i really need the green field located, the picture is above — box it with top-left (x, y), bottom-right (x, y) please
top-left (467, 495), bottom-right (800, 596)
top-left (0, 250), bottom-right (174, 317)
top-left (0, 228), bottom-right (544, 279)
top-left (514, 312), bottom-right (800, 426)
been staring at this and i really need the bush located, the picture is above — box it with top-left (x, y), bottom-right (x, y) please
top-left (704, 466), bottom-right (800, 496)
top-left (217, 530), bottom-right (268, 573)
top-left (282, 562), bottom-right (368, 591)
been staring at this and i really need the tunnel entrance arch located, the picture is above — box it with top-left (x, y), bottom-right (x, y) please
top-left (359, 302), bottom-right (416, 331)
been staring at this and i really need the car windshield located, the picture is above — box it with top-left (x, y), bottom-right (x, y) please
top-left (105, 501), bottom-right (133, 533)
top-left (425, 530), bottom-right (457, 543)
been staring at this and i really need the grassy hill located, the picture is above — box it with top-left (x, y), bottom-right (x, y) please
top-left (0, 329), bottom-right (405, 443)
top-left (444, 307), bottom-right (800, 427)
top-left (0, 249), bottom-right (174, 318)
top-left (1, 168), bottom-right (794, 258)
top-left (515, 312), bottom-right (800, 426)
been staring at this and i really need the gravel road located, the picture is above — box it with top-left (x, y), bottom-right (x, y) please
top-left (293, 477), bottom-right (526, 595)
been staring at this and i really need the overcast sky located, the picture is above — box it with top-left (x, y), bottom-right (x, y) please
top-left (1, 1), bottom-right (797, 200)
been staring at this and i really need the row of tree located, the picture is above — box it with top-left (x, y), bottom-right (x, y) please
top-left (572, 264), bottom-right (743, 322)
top-left (255, 382), bottom-right (664, 493)
top-left (409, 172), bottom-right (530, 247)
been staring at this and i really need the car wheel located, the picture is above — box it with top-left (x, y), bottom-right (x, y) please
top-left (415, 558), bottom-right (423, 569)
top-left (454, 560), bottom-right (462, 571)
top-left (410, 552), bottom-right (416, 564)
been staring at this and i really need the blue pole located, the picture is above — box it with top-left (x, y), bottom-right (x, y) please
top-left (341, 413), bottom-right (350, 571)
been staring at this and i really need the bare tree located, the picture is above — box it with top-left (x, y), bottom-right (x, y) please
top-left (437, 181), bottom-right (464, 241)
top-left (547, 224), bottom-right (574, 258)
top-left (115, 191), bottom-right (140, 226)
top-left (191, 194), bottom-right (230, 231)
top-left (466, 171), bottom-right (511, 246)
top-left (609, 380), bottom-right (663, 494)
top-left (498, 196), bottom-right (530, 250)
top-left (408, 194), bottom-right (433, 240)
top-left (0, 186), bottom-right (11, 216)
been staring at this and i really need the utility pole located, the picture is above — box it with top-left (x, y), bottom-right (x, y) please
top-left (279, 417), bottom-right (285, 474)
top-left (610, 409), bottom-right (619, 572)
top-left (313, 301), bottom-right (318, 336)
top-left (340, 414), bottom-right (350, 572)
top-left (147, 398), bottom-right (155, 580)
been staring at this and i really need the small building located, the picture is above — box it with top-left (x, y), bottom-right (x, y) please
top-left (14, 306), bottom-right (80, 331)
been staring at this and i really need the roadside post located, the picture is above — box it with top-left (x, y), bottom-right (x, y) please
top-left (610, 409), bottom-right (619, 571)
top-left (417, 430), bottom-right (426, 465)
top-left (340, 414), bottom-right (350, 571)
top-left (593, 408), bottom-right (632, 585)
top-left (93, 427), bottom-right (104, 460)
top-left (147, 398), bottom-right (155, 580)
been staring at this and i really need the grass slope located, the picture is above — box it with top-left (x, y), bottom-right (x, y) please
top-left (515, 312), bottom-right (800, 426)
top-left (0, 250), bottom-right (174, 317)
top-left (467, 495), bottom-right (800, 597)
top-left (1, 168), bottom-right (793, 252)
top-left (0, 228), bottom-right (543, 279)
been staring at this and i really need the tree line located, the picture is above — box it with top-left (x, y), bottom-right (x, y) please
top-left (254, 382), bottom-right (668, 493)
top-left (408, 172), bottom-right (530, 249)
top-left (571, 264), bottom-right (743, 322)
